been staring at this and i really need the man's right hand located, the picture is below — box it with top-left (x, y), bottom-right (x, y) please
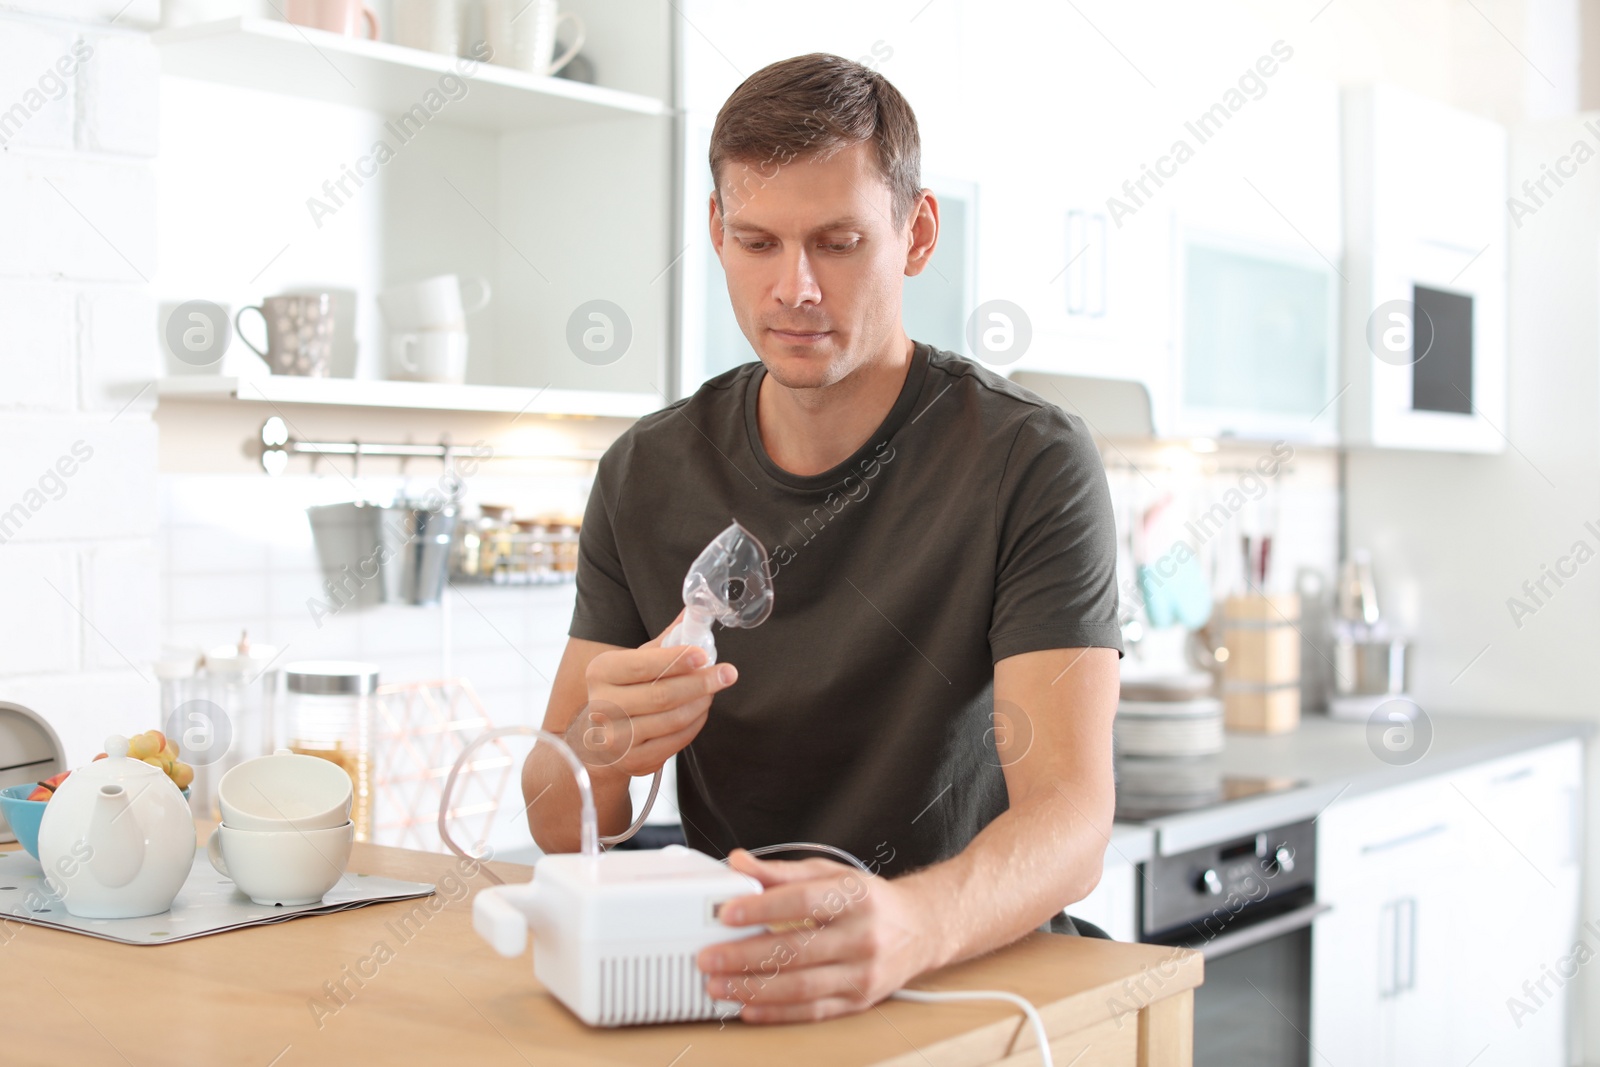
top-left (572, 611), bottom-right (738, 780)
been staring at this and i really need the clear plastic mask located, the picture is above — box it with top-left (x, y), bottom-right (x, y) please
top-left (663, 521), bottom-right (774, 664)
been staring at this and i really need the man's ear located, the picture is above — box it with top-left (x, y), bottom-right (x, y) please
top-left (708, 192), bottom-right (725, 258)
top-left (904, 189), bottom-right (939, 278)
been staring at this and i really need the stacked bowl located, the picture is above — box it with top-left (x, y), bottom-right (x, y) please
top-left (207, 750), bottom-right (355, 906)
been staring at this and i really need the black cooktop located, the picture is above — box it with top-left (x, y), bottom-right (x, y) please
top-left (1113, 759), bottom-right (1305, 822)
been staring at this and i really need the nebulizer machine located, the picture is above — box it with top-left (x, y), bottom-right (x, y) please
top-left (451, 522), bottom-right (1056, 1063)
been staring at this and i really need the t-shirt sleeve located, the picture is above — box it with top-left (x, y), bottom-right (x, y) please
top-left (568, 439), bottom-right (652, 649)
top-left (989, 404), bottom-right (1124, 662)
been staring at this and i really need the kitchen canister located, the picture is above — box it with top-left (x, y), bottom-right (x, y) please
top-left (283, 661), bottom-right (379, 842)
top-left (1221, 593), bottom-right (1302, 734)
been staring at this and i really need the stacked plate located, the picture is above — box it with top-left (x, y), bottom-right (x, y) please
top-left (1113, 672), bottom-right (1224, 758)
top-left (1114, 756), bottom-right (1224, 818)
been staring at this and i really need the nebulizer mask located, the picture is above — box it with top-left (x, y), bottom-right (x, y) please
top-left (661, 521), bottom-right (775, 664)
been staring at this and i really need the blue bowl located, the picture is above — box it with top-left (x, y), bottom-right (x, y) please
top-left (0, 783), bottom-right (47, 860)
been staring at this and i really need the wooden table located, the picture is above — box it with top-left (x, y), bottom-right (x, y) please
top-left (1, 840), bottom-right (1201, 1066)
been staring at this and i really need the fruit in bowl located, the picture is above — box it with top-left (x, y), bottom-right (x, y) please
top-left (25, 771), bottom-right (70, 801)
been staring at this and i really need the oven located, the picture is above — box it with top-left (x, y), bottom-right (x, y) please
top-left (1140, 819), bottom-right (1327, 1067)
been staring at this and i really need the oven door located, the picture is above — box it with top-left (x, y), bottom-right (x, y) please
top-left (1185, 898), bottom-right (1331, 1067)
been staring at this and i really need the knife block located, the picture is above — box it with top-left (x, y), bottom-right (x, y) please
top-left (1222, 594), bottom-right (1301, 733)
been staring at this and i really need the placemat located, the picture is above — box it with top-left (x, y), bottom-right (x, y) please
top-left (0, 849), bottom-right (434, 945)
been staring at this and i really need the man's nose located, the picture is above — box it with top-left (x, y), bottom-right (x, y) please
top-left (774, 248), bottom-right (821, 309)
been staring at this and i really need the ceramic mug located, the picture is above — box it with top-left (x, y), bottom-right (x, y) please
top-left (377, 274), bottom-right (491, 331)
top-left (285, 0), bottom-right (379, 39)
top-left (235, 294), bottom-right (336, 377)
top-left (486, 0), bottom-right (584, 75)
top-left (394, 0), bottom-right (458, 54)
top-left (208, 821), bottom-right (355, 906)
top-left (217, 749), bottom-right (353, 832)
top-left (387, 328), bottom-right (468, 383)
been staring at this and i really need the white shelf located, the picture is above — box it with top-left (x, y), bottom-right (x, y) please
top-left (154, 18), bottom-right (669, 133)
top-left (157, 375), bottom-right (658, 419)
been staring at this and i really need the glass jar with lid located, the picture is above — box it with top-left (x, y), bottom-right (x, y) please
top-left (283, 661), bottom-right (379, 841)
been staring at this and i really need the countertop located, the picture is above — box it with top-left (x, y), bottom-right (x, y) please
top-left (1113, 711), bottom-right (1592, 856)
top-left (3, 839), bottom-right (1202, 1067)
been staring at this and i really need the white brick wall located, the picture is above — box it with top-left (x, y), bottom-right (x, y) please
top-left (76, 30), bottom-right (158, 157)
top-left (0, 8), bottom-right (159, 762)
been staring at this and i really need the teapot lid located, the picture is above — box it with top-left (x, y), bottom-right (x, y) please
top-left (73, 735), bottom-right (167, 783)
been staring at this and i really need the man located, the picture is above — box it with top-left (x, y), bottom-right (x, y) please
top-left (522, 52), bottom-right (1122, 1024)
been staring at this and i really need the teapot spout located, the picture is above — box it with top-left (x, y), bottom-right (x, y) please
top-left (86, 784), bottom-right (145, 889)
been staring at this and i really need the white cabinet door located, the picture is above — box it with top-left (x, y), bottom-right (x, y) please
top-left (1313, 775), bottom-right (1462, 1067)
top-left (1167, 75), bottom-right (1342, 444)
top-left (1445, 741), bottom-right (1582, 1066)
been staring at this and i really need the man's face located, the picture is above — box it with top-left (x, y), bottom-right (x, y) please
top-left (710, 141), bottom-right (927, 391)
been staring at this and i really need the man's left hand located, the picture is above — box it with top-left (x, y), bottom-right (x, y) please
top-left (696, 849), bottom-right (941, 1023)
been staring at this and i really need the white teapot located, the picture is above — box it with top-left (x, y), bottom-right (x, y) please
top-left (36, 735), bottom-right (197, 919)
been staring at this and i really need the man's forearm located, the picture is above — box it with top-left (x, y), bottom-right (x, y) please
top-left (895, 781), bottom-right (1111, 972)
top-left (524, 746), bottom-right (635, 853)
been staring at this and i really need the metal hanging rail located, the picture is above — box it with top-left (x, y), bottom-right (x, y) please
top-left (256, 417), bottom-right (604, 475)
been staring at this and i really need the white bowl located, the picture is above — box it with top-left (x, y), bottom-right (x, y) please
top-left (207, 821), bottom-right (354, 906)
top-left (217, 749), bottom-right (353, 831)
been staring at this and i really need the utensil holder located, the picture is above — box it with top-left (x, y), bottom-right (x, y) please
top-left (1222, 594), bottom-right (1301, 733)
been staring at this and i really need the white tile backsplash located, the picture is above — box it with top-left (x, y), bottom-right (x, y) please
top-left (0, 19), bottom-right (77, 152)
top-left (0, 285), bottom-right (75, 410)
top-left (84, 539), bottom-right (159, 670)
top-left (75, 31), bottom-right (159, 157)
top-left (0, 545), bottom-right (79, 676)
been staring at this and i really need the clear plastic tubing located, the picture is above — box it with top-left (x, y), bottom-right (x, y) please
top-left (440, 727), bottom-right (599, 874)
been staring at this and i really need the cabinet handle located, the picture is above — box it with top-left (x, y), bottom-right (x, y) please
top-left (1360, 823), bottom-right (1447, 855)
top-left (1397, 897), bottom-right (1417, 993)
top-left (1378, 901), bottom-right (1398, 999)
top-left (1567, 786), bottom-right (1583, 867)
top-left (1196, 902), bottom-right (1330, 961)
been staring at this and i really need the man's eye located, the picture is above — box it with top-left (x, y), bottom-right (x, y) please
top-left (740, 240), bottom-right (773, 252)
top-left (823, 240), bottom-right (858, 253)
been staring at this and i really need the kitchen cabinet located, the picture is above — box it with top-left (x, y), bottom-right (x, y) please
top-left (1313, 739), bottom-right (1581, 1066)
top-left (1339, 84), bottom-right (1508, 453)
top-left (1165, 74), bottom-right (1342, 444)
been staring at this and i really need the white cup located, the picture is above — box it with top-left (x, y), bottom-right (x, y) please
top-left (489, 0), bottom-right (584, 76)
top-left (393, 0), bottom-right (459, 54)
top-left (208, 821), bottom-right (355, 906)
top-left (377, 274), bottom-right (491, 332)
top-left (387, 328), bottom-right (469, 383)
top-left (217, 749), bottom-right (354, 832)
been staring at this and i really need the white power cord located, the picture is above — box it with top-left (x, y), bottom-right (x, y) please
top-left (892, 988), bottom-right (1055, 1067)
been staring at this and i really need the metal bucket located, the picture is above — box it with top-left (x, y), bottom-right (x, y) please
top-left (307, 502), bottom-right (387, 610)
top-left (307, 502), bottom-right (458, 607)
top-left (378, 505), bottom-right (458, 605)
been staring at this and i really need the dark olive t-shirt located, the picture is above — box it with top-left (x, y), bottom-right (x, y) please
top-left (569, 341), bottom-right (1122, 883)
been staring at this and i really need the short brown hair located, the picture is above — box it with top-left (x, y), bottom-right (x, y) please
top-left (709, 53), bottom-right (922, 226)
